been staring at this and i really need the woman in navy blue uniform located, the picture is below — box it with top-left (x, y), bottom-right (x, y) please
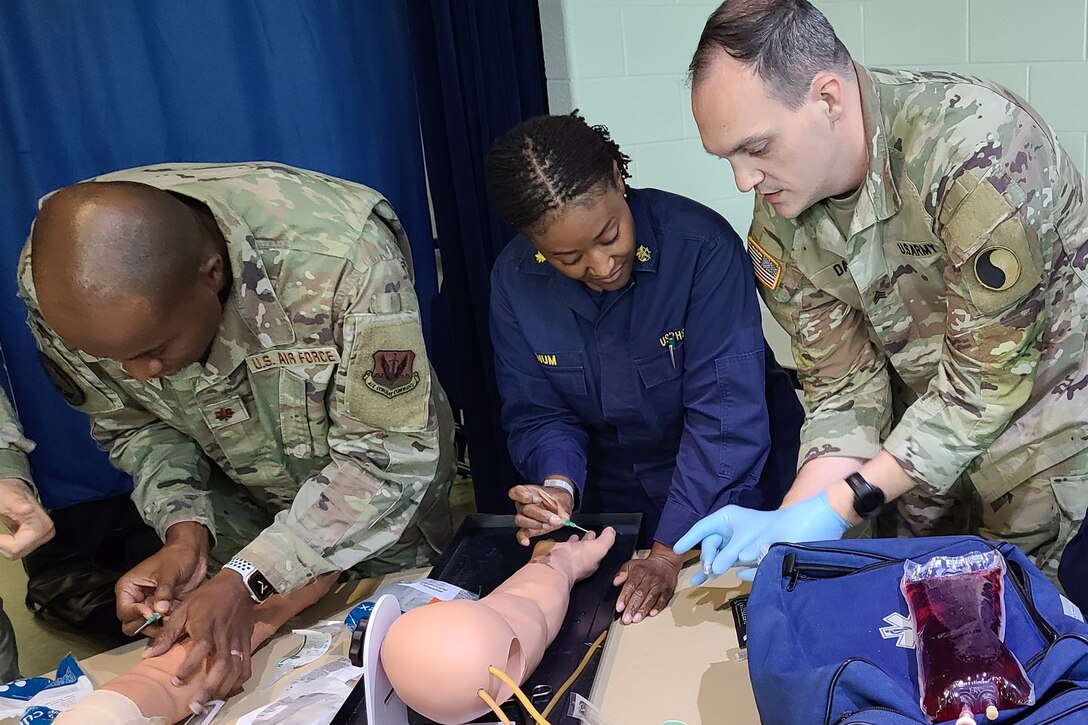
top-left (486, 114), bottom-right (803, 624)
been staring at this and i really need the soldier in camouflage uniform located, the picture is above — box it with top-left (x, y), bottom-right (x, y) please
top-left (20, 162), bottom-right (454, 704)
top-left (675, 0), bottom-right (1088, 585)
top-left (0, 382), bottom-right (57, 681)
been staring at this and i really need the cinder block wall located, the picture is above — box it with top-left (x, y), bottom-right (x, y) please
top-left (539, 0), bottom-right (1088, 361)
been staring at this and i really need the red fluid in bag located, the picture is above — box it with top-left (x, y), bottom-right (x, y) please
top-left (903, 554), bottom-right (1033, 722)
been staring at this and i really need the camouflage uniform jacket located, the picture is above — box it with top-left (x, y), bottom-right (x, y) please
top-left (19, 162), bottom-right (445, 594)
top-left (750, 64), bottom-right (1088, 502)
top-left (0, 382), bottom-right (34, 485)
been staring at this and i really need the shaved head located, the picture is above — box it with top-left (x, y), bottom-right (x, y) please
top-left (30, 180), bottom-right (231, 379)
top-left (32, 181), bottom-right (215, 307)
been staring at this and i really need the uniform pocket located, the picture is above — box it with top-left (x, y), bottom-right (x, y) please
top-left (634, 339), bottom-right (684, 389)
top-left (539, 351), bottom-right (588, 397)
top-left (279, 370), bottom-right (313, 459)
top-left (278, 366), bottom-right (333, 460)
top-left (1045, 473), bottom-right (1088, 570)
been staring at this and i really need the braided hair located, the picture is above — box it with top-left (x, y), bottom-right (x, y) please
top-left (486, 112), bottom-right (632, 235)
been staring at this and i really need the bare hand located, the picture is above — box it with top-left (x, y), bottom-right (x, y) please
top-left (116, 522), bottom-right (209, 636)
top-left (0, 478), bottom-right (54, 559)
top-left (509, 484), bottom-right (573, 546)
top-left (145, 571), bottom-right (256, 712)
top-left (613, 543), bottom-right (682, 625)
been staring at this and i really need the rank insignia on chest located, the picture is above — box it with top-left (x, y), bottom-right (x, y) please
top-left (202, 396), bottom-right (251, 429)
top-left (636, 245), bottom-right (651, 263)
top-left (363, 350), bottom-right (421, 399)
top-left (747, 236), bottom-right (782, 290)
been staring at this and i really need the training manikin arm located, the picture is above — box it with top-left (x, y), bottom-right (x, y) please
top-left (53, 574), bottom-right (337, 725)
top-left (481, 528), bottom-right (615, 678)
top-left (380, 528), bottom-right (616, 725)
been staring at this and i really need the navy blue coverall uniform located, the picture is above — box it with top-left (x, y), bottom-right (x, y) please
top-left (489, 188), bottom-right (804, 548)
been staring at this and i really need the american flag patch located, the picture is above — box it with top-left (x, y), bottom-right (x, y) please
top-left (747, 236), bottom-right (782, 290)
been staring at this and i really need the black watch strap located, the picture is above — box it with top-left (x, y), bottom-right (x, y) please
top-left (845, 473), bottom-right (885, 520)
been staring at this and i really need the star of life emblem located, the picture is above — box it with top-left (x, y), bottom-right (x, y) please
top-left (879, 612), bottom-right (915, 649)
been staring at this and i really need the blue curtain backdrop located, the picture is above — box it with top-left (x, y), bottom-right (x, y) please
top-left (0, 1), bottom-right (441, 509)
top-left (408, 1), bottom-right (549, 513)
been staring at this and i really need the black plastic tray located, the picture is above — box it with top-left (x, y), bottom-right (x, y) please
top-left (331, 512), bottom-right (641, 724)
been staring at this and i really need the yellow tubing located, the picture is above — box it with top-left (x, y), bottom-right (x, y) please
top-left (542, 629), bottom-right (608, 717)
top-left (488, 664), bottom-right (551, 725)
top-left (477, 689), bottom-right (514, 725)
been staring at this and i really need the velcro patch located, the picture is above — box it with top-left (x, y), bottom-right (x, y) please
top-left (40, 354), bottom-right (86, 407)
top-left (748, 236), bottom-right (782, 290)
top-left (363, 350), bottom-right (421, 398)
top-left (202, 396), bottom-right (251, 429)
top-left (247, 347), bottom-right (341, 373)
top-left (962, 217), bottom-right (1040, 315)
top-left (342, 312), bottom-right (430, 432)
top-left (974, 246), bottom-right (1021, 291)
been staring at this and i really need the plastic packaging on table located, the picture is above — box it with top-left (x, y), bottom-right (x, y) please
top-left (344, 578), bottom-right (478, 630)
top-left (902, 551), bottom-right (1034, 724)
top-left (0, 654), bottom-right (93, 723)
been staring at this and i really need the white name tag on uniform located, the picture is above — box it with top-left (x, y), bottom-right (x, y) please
top-left (246, 347), bottom-right (342, 373)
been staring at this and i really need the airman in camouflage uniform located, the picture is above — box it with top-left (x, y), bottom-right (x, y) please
top-left (0, 387), bottom-right (35, 489)
top-left (0, 387), bottom-right (33, 682)
top-left (19, 162), bottom-right (455, 600)
top-left (678, 0), bottom-right (1088, 585)
top-left (0, 381), bottom-right (54, 681)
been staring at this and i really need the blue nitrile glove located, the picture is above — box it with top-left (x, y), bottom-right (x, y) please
top-left (675, 492), bottom-right (851, 583)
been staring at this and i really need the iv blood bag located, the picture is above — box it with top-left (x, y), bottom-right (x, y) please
top-left (902, 551), bottom-right (1034, 723)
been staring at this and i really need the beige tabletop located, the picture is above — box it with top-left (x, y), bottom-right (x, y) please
top-left (592, 562), bottom-right (758, 725)
top-left (8, 562), bottom-right (758, 725)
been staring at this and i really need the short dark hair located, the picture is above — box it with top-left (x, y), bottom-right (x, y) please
top-left (485, 112), bottom-right (631, 234)
top-left (689, 0), bottom-right (853, 109)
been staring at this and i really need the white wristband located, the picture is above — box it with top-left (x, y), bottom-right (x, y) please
top-left (543, 477), bottom-right (575, 501)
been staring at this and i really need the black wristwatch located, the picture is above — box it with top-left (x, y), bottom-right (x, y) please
top-left (845, 473), bottom-right (885, 520)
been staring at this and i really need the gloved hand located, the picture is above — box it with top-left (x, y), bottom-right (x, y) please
top-left (674, 492), bottom-right (850, 584)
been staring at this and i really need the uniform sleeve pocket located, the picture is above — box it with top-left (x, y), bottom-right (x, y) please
top-left (715, 348), bottom-right (766, 477)
top-left (339, 312), bottom-right (431, 432)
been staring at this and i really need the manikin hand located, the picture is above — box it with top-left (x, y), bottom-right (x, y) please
top-left (530, 526), bottom-right (616, 582)
top-left (675, 492), bottom-right (850, 583)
